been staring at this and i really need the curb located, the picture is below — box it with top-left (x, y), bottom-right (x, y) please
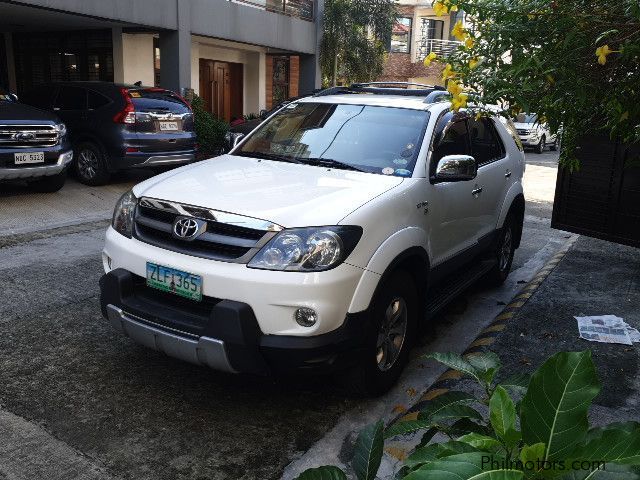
top-left (394, 236), bottom-right (578, 423)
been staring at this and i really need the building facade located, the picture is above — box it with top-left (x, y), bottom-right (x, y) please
top-left (0, 0), bottom-right (322, 121)
top-left (381, 0), bottom-right (462, 86)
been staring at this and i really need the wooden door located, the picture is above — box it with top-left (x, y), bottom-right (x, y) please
top-left (213, 61), bottom-right (231, 122)
top-left (199, 59), bottom-right (242, 122)
top-left (199, 59), bottom-right (214, 114)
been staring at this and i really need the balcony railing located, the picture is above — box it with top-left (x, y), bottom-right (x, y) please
top-left (232, 0), bottom-right (314, 21)
top-left (417, 38), bottom-right (462, 60)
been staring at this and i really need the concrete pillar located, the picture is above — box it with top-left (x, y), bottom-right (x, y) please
top-left (159, 0), bottom-right (191, 94)
top-left (112, 27), bottom-right (125, 83)
top-left (298, 0), bottom-right (324, 94)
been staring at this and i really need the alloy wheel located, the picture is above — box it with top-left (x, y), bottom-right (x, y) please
top-left (78, 149), bottom-right (99, 180)
top-left (376, 297), bottom-right (408, 372)
top-left (499, 228), bottom-right (513, 272)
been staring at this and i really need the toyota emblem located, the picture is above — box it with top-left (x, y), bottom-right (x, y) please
top-left (173, 217), bottom-right (201, 239)
top-left (14, 132), bottom-right (36, 141)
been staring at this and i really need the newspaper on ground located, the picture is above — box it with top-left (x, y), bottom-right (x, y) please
top-left (575, 315), bottom-right (639, 346)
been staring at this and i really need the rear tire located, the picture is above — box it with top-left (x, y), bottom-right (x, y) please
top-left (340, 270), bottom-right (418, 396)
top-left (28, 172), bottom-right (67, 193)
top-left (487, 214), bottom-right (516, 285)
top-left (74, 142), bottom-right (110, 186)
top-left (535, 135), bottom-right (545, 154)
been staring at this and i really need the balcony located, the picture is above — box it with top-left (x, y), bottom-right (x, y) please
top-left (232, 0), bottom-right (314, 21)
top-left (417, 38), bottom-right (462, 60)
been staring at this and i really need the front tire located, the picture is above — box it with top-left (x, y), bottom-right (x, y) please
top-left (487, 214), bottom-right (516, 285)
top-left (28, 172), bottom-right (67, 193)
top-left (341, 270), bottom-right (418, 396)
top-left (550, 136), bottom-right (560, 152)
top-left (74, 142), bottom-right (110, 186)
top-left (535, 135), bottom-right (545, 154)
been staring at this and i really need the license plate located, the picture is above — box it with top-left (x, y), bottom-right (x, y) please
top-left (146, 262), bottom-right (202, 301)
top-left (159, 121), bottom-right (179, 131)
top-left (15, 152), bottom-right (44, 164)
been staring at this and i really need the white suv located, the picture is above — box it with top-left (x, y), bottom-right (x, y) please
top-left (513, 113), bottom-right (559, 154)
top-left (100, 84), bottom-right (525, 394)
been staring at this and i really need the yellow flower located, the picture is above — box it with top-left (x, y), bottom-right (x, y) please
top-left (447, 80), bottom-right (463, 96)
top-left (449, 4), bottom-right (458, 12)
top-left (451, 93), bottom-right (468, 112)
top-left (620, 111), bottom-right (630, 122)
top-left (452, 20), bottom-right (467, 42)
top-left (423, 52), bottom-right (438, 67)
top-left (465, 37), bottom-right (475, 49)
top-left (595, 44), bottom-right (614, 65)
top-left (469, 57), bottom-right (479, 69)
top-left (475, 112), bottom-right (483, 121)
top-left (546, 74), bottom-right (555, 84)
top-left (433, 1), bottom-right (448, 16)
top-left (441, 63), bottom-right (455, 81)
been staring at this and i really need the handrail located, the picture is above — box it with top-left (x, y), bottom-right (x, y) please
top-left (231, 0), bottom-right (314, 21)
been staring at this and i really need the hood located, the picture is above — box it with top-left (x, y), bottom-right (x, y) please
top-left (513, 122), bottom-right (535, 130)
top-left (0, 101), bottom-right (62, 123)
top-left (133, 154), bottom-right (404, 227)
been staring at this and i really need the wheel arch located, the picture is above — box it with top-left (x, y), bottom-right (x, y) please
top-left (501, 192), bottom-right (525, 248)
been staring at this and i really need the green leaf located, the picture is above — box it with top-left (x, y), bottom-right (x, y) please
top-left (385, 420), bottom-right (432, 439)
top-left (405, 442), bottom-right (480, 470)
top-left (499, 373), bottom-right (531, 396)
top-left (572, 425), bottom-right (640, 464)
top-left (458, 433), bottom-right (504, 453)
top-left (426, 404), bottom-right (484, 425)
top-left (417, 391), bottom-right (477, 423)
top-left (296, 466), bottom-right (348, 480)
top-left (447, 418), bottom-right (491, 437)
top-left (425, 353), bottom-right (482, 383)
top-left (403, 452), bottom-right (524, 480)
top-left (520, 351), bottom-right (600, 461)
top-left (489, 386), bottom-right (517, 446)
top-left (466, 352), bottom-right (502, 385)
top-left (520, 442), bottom-right (545, 465)
top-left (352, 421), bottom-right (384, 480)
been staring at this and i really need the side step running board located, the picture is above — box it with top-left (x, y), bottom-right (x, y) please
top-left (425, 259), bottom-right (497, 320)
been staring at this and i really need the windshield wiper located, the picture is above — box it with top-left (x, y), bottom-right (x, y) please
top-left (296, 157), bottom-right (367, 172)
top-left (234, 151), bottom-right (301, 164)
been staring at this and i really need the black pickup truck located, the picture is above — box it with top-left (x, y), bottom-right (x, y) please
top-left (0, 90), bottom-right (73, 192)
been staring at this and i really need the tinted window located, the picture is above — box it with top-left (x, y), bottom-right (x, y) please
top-left (88, 90), bottom-right (110, 109)
top-left (54, 86), bottom-right (86, 110)
top-left (21, 86), bottom-right (55, 108)
top-left (129, 89), bottom-right (190, 114)
top-left (469, 118), bottom-right (505, 166)
top-left (432, 119), bottom-right (470, 166)
top-left (237, 102), bottom-right (430, 176)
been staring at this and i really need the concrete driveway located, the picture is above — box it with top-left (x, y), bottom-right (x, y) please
top-left (0, 152), bottom-right (572, 480)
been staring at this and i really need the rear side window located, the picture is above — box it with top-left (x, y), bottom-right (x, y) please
top-left (54, 87), bottom-right (87, 110)
top-left (129, 89), bottom-right (190, 114)
top-left (88, 90), bottom-right (110, 110)
top-left (469, 118), bottom-right (505, 166)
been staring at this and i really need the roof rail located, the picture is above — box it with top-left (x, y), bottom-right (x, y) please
top-left (311, 82), bottom-right (451, 101)
top-left (351, 81), bottom-right (443, 90)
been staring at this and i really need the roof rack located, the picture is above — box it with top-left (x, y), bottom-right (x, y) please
top-left (313, 82), bottom-right (448, 101)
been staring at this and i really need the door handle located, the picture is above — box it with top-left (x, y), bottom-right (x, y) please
top-left (505, 170), bottom-right (512, 178)
top-left (472, 186), bottom-right (483, 196)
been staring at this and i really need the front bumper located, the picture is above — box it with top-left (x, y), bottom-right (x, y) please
top-left (0, 150), bottom-right (73, 180)
top-left (99, 268), bottom-right (370, 375)
top-left (111, 151), bottom-right (196, 170)
top-left (518, 135), bottom-right (540, 147)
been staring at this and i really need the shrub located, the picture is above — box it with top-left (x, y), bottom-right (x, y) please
top-left (191, 95), bottom-right (228, 156)
top-left (297, 350), bottom-right (640, 479)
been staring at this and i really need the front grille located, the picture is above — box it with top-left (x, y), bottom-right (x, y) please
top-left (133, 198), bottom-right (279, 262)
top-left (517, 129), bottom-right (529, 135)
top-left (0, 124), bottom-right (59, 148)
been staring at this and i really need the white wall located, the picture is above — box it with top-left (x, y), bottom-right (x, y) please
top-left (121, 33), bottom-right (155, 87)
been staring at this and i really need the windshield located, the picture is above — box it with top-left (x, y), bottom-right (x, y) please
top-left (515, 113), bottom-right (538, 124)
top-left (235, 102), bottom-right (430, 177)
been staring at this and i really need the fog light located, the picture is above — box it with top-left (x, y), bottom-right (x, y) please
top-left (294, 307), bottom-right (317, 327)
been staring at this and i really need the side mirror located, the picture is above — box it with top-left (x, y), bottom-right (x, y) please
top-left (9, 93), bottom-right (18, 102)
top-left (230, 132), bottom-right (245, 148)
top-left (259, 109), bottom-right (268, 120)
top-left (434, 154), bottom-right (477, 182)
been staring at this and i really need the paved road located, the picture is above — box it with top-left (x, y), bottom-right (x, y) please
top-left (0, 151), bottom-right (570, 480)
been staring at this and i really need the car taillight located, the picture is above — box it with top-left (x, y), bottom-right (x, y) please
top-left (113, 88), bottom-right (136, 124)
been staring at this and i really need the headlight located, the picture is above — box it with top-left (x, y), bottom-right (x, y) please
top-left (112, 190), bottom-right (137, 238)
top-left (248, 226), bottom-right (362, 272)
top-left (55, 123), bottom-right (67, 137)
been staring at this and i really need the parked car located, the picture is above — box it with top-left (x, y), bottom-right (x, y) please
top-left (99, 83), bottom-right (525, 395)
top-left (0, 88), bottom-right (73, 192)
top-left (21, 82), bottom-right (196, 186)
top-left (513, 113), bottom-right (559, 153)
